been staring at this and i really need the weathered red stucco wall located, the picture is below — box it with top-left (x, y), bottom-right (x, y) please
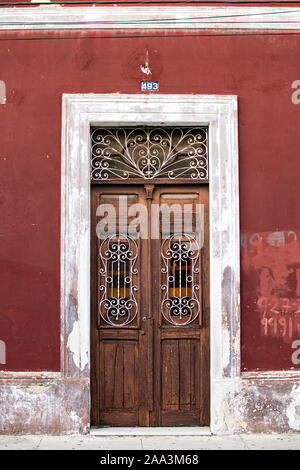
top-left (0, 27), bottom-right (300, 371)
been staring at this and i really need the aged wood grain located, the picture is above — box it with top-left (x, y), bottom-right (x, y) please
top-left (91, 184), bottom-right (209, 426)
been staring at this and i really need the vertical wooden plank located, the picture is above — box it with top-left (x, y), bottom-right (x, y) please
top-left (138, 329), bottom-right (151, 426)
top-left (162, 340), bottom-right (179, 410)
top-left (199, 184), bottom-right (210, 425)
top-left (147, 318), bottom-right (154, 412)
top-left (145, 187), bottom-right (154, 414)
top-left (188, 340), bottom-right (201, 410)
top-left (123, 342), bottom-right (135, 410)
top-left (179, 340), bottom-right (191, 410)
top-left (104, 342), bottom-right (116, 409)
top-left (90, 186), bottom-right (99, 425)
top-left (170, 340), bottom-right (180, 410)
top-left (138, 224), bottom-right (153, 426)
top-left (151, 187), bottom-right (163, 426)
top-left (113, 343), bottom-right (124, 409)
top-left (98, 341), bottom-right (105, 410)
top-left (190, 340), bottom-right (196, 408)
top-left (161, 341), bottom-right (170, 410)
top-left (193, 341), bottom-right (201, 409)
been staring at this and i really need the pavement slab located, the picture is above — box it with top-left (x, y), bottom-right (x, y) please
top-left (0, 433), bottom-right (299, 450)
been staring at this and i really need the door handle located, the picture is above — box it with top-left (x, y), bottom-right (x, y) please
top-left (142, 317), bottom-right (154, 323)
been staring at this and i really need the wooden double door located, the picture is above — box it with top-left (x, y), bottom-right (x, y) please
top-left (91, 184), bottom-right (210, 427)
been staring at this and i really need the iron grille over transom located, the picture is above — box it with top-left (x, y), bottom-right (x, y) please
top-left (91, 126), bottom-right (208, 181)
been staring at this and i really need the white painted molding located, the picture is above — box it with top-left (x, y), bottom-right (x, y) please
top-left (241, 370), bottom-right (300, 380)
top-left (1, 6), bottom-right (300, 30)
top-left (0, 371), bottom-right (60, 379)
top-left (61, 93), bottom-right (240, 432)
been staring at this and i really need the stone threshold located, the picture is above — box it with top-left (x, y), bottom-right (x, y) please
top-left (90, 427), bottom-right (211, 436)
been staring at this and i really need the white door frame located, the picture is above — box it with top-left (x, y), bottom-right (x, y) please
top-left (1, 6), bottom-right (300, 31)
top-left (61, 93), bottom-right (240, 433)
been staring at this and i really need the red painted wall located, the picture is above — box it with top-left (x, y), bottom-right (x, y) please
top-left (0, 28), bottom-right (300, 371)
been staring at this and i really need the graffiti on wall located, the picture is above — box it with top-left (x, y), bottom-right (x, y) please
top-left (258, 296), bottom-right (300, 341)
top-left (241, 230), bottom-right (300, 367)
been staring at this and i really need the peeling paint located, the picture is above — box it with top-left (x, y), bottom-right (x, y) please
top-left (0, 340), bottom-right (6, 364)
top-left (0, 80), bottom-right (6, 104)
top-left (286, 384), bottom-right (300, 431)
top-left (31, 0), bottom-right (61, 6)
top-left (18, 384), bottom-right (50, 395)
top-left (0, 379), bottom-right (89, 435)
top-left (140, 50), bottom-right (152, 76)
top-left (67, 320), bottom-right (80, 370)
top-left (222, 266), bottom-right (238, 378)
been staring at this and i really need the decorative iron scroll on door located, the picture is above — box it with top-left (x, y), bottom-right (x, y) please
top-left (98, 234), bottom-right (138, 327)
top-left (161, 233), bottom-right (201, 326)
top-left (91, 127), bottom-right (208, 181)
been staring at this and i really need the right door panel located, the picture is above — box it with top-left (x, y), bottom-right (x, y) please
top-left (151, 185), bottom-right (210, 426)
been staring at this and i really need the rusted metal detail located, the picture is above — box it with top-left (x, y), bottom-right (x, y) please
top-left (0, 378), bottom-right (90, 435)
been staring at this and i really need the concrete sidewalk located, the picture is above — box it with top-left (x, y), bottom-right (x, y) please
top-left (0, 433), bottom-right (300, 450)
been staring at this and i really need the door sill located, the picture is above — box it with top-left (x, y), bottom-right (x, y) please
top-left (90, 427), bottom-right (211, 436)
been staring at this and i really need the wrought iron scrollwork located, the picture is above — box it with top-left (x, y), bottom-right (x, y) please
top-left (161, 234), bottom-right (200, 326)
top-left (91, 126), bottom-right (208, 181)
top-left (99, 234), bottom-right (138, 327)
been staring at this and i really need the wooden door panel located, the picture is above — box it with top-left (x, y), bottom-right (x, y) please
top-left (151, 185), bottom-right (210, 426)
top-left (161, 339), bottom-right (200, 411)
top-left (91, 184), bottom-right (209, 427)
top-left (100, 341), bottom-right (138, 410)
top-left (91, 186), bottom-right (151, 426)
top-left (98, 340), bottom-right (139, 426)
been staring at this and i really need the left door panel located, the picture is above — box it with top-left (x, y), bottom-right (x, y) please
top-left (91, 185), bottom-right (153, 426)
